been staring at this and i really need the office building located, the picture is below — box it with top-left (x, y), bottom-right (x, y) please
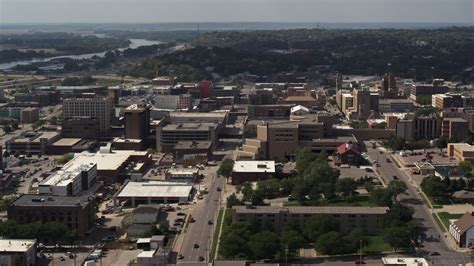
top-left (410, 83), bottom-right (448, 103)
top-left (447, 143), bottom-right (474, 163)
top-left (231, 161), bottom-right (275, 184)
top-left (19, 107), bottom-right (39, 124)
top-left (6, 131), bottom-right (61, 155)
top-left (62, 116), bottom-right (100, 139)
top-left (211, 85), bottom-right (240, 100)
top-left (14, 90), bottom-right (60, 107)
top-left (154, 94), bottom-right (192, 110)
top-left (8, 194), bottom-right (96, 238)
top-left (353, 88), bottom-right (379, 120)
top-left (432, 93), bottom-right (464, 109)
top-left (248, 104), bottom-right (293, 119)
top-left (0, 239), bottom-right (36, 266)
top-left (441, 117), bottom-right (469, 141)
top-left (157, 123), bottom-right (219, 153)
top-left (63, 96), bottom-right (113, 134)
top-left (249, 89), bottom-right (276, 105)
top-left (124, 104), bottom-right (151, 140)
top-left (380, 72), bottom-right (397, 98)
top-left (379, 99), bottom-right (414, 113)
top-left (396, 114), bottom-right (441, 142)
top-left (38, 163), bottom-right (97, 196)
top-left (232, 205), bottom-right (388, 234)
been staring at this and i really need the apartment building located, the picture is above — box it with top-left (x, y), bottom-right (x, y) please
top-left (124, 104), bottom-right (151, 140)
top-left (8, 194), bottom-right (95, 238)
top-left (232, 205), bottom-right (388, 234)
top-left (63, 96), bottom-right (113, 134)
top-left (447, 143), bottom-right (474, 163)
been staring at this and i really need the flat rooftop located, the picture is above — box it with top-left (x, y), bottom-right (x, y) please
top-left (66, 150), bottom-right (148, 171)
top-left (233, 205), bottom-right (389, 215)
top-left (40, 162), bottom-right (96, 187)
top-left (52, 138), bottom-right (82, 146)
top-left (163, 123), bottom-right (216, 131)
top-left (0, 239), bottom-right (36, 253)
top-left (381, 257), bottom-right (428, 266)
top-left (12, 131), bottom-right (60, 143)
top-left (117, 181), bottom-right (193, 198)
top-left (233, 161), bottom-right (275, 173)
top-left (174, 141), bottom-right (212, 150)
top-left (450, 143), bottom-right (474, 152)
top-left (11, 194), bottom-right (93, 208)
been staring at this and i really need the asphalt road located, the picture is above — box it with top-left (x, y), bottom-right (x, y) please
top-left (178, 176), bottom-right (225, 264)
top-left (366, 142), bottom-right (470, 266)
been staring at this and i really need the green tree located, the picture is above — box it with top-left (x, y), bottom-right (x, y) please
top-left (304, 214), bottom-right (340, 243)
top-left (249, 231), bottom-right (280, 260)
top-left (336, 178), bottom-right (357, 197)
top-left (314, 231), bottom-right (344, 255)
top-left (295, 147), bottom-right (318, 173)
top-left (280, 230), bottom-right (305, 257)
top-left (217, 159), bottom-right (234, 177)
top-left (3, 125), bottom-right (12, 133)
top-left (384, 203), bottom-right (415, 227)
top-left (226, 193), bottom-right (242, 208)
top-left (370, 187), bottom-right (394, 207)
top-left (387, 180), bottom-right (408, 199)
top-left (383, 226), bottom-right (410, 252)
top-left (435, 136), bottom-right (448, 152)
top-left (420, 175), bottom-right (446, 198)
top-left (220, 231), bottom-right (250, 259)
top-left (459, 161), bottom-right (473, 177)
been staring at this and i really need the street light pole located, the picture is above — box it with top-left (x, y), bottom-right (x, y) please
top-left (359, 239), bottom-right (362, 263)
top-left (285, 245), bottom-right (288, 266)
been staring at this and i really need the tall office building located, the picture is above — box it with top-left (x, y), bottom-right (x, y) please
top-left (63, 96), bottom-right (113, 135)
top-left (380, 72), bottom-right (397, 98)
top-left (124, 104), bottom-right (151, 140)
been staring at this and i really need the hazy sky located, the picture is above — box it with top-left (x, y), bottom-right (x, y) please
top-left (0, 0), bottom-right (472, 24)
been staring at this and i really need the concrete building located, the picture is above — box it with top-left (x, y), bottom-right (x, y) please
top-left (6, 131), bottom-right (61, 155)
top-left (231, 161), bottom-right (275, 184)
top-left (115, 181), bottom-right (194, 207)
top-left (124, 104), bottom-right (151, 140)
top-left (249, 89), bottom-right (276, 105)
top-left (379, 99), bottom-right (414, 113)
top-left (173, 141), bottom-right (212, 161)
top-left (66, 149), bottom-right (152, 184)
top-left (410, 83), bottom-right (448, 103)
top-left (441, 117), bottom-right (469, 141)
top-left (154, 94), bottom-right (192, 110)
top-left (380, 72), bottom-right (398, 98)
top-left (232, 205), bottom-right (388, 234)
top-left (353, 88), bottom-right (379, 120)
top-left (47, 138), bottom-right (96, 155)
top-left (63, 96), bottom-right (113, 134)
top-left (432, 93), bottom-right (464, 109)
top-left (8, 194), bottom-right (95, 238)
top-left (449, 212), bottom-right (474, 248)
top-left (132, 205), bottom-right (161, 224)
top-left (211, 85), bottom-right (240, 100)
top-left (396, 114), bottom-right (441, 142)
top-left (136, 247), bottom-right (169, 266)
top-left (19, 107), bottom-right (39, 124)
top-left (248, 104), bottom-right (293, 119)
top-left (62, 116), bottom-right (101, 139)
top-left (0, 239), bottom-right (36, 266)
top-left (14, 90), bottom-right (60, 106)
top-left (157, 123), bottom-right (219, 153)
top-left (38, 162), bottom-right (97, 196)
top-left (447, 143), bottom-right (474, 163)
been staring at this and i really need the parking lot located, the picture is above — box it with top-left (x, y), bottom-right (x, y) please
top-left (393, 150), bottom-right (455, 167)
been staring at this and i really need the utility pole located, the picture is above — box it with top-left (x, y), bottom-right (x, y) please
top-left (285, 244), bottom-right (288, 266)
top-left (359, 239), bottom-right (363, 263)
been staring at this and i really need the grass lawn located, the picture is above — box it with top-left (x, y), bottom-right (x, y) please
top-left (284, 195), bottom-right (377, 207)
top-left (437, 212), bottom-right (463, 230)
top-left (326, 195), bottom-right (376, 207)
top-left (362, 236), bottom-right (392, 253)
top-left (216, 209), bottom-right (233, 260)
top-left (95, 79), bottom-right (123, 86)
top-left (210, 208), bottom-right (224, 261)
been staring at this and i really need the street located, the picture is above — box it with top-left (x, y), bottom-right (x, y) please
top-left (366, 142), bottom-right (470, 266)
top-left (177, 175), bottom-right (225, 264)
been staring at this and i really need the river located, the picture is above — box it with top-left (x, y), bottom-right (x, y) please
top-left (0, 38), bottom-right (162, 70)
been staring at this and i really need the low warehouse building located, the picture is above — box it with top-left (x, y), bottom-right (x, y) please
top-left (115, 181), bottom-right (194, 207)
top-left (231, 160), bottom-right (275, 184)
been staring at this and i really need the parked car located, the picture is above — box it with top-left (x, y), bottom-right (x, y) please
top-left (208, 220), bottom-right (213, 225)
top-left (193, 243), bottom-right (199, 249)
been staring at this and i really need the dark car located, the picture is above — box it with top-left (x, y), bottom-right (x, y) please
top-left (428, 251), bottom-right (440, 256)
top-left (208, 220), bottom-right (213, 225)
top-left (355, 259), bottom-right (366, 264)
top-left (393, 175), bottom-right (398, 180)
top-left (194, 243), bottom-right (200, 249)
top-left (178, 254), bottom-right (184, 260)
top-left (177, 212), bottom-right (186, 216)
top-left (217, 187), bottom-right (222, 191)
top-left (198, 256), bottom-right (205, 261)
